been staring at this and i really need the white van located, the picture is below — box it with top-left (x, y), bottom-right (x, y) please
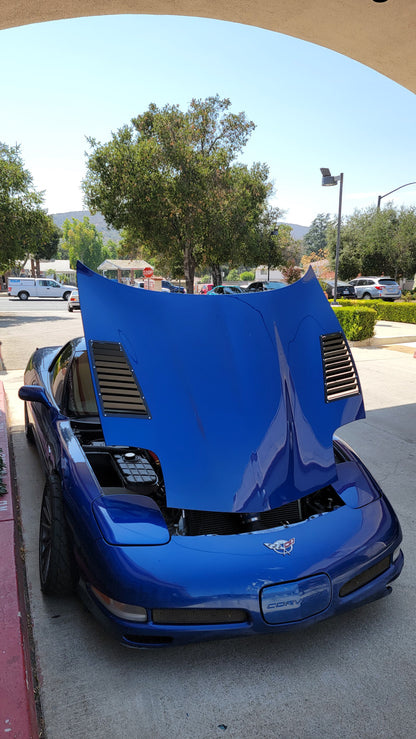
top-left (8, 277), bottom-right (77, 301)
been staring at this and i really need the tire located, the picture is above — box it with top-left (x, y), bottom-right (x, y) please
top-left (362, 292), bottom-right (372, 300)
top-left (18, 291), bottom-right (29, 301)
top-left (63, 291), bottom-right (71, 301)
top-left (68, 306), bottom-right (73, 313)
top-left (24, 403), bottom-right (35, 444)
top-left (39, 474), bottom-right (78, 595)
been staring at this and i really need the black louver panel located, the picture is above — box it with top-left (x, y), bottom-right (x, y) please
top-left (90, 341), bottom-right (149, 417)
top-left (320, 332), bottom-right (360, 402)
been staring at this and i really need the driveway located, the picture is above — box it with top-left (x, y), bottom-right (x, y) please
top-left (1, 303), bottom-right (415, 738)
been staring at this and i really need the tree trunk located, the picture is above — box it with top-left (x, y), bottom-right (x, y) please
top-left (30, 258), bottom-right (35, 277)
top-left (184, 244), bottom-right (196, 294)
top-left (36, 258), bottom-right (40, 277)
top-left (211, 264), bottom-right (222, 286)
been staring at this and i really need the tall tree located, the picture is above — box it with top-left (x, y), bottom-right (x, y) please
top-left (303, 213), bottom-right (331, 256)
top-left (61, 216), bottom-right (105, 271)
top-left (0, 142), bottom-right (57, 272)
top-left (83, 96), bottom-right (273, 293)
top-left (326, 204), bottom-right (416, 280)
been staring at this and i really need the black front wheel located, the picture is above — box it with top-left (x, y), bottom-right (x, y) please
top-left (39, 474), bottom-right (78, 595)
top-left (63, 291), bottom-right (71, 301)
top-left (24, 403), bottom-right (35, 444)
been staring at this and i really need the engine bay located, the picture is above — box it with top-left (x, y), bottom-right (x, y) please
top-left (72, 419), bottom-right (345, 536)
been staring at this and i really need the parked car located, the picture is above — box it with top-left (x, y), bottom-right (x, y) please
top-left (135, 279), bottom-right (185, 293)
top-left (67, 290), bottom-right (80, 312)
top-left (323, 280), bottom-right (356, 299)
top-left (246, 281), bottom-right (286, 292)
top-left (206, 285), bottom-right (245, 294)
top-left (349, 277), bottom-right (402, 301)
top-left (161, 279), bottom-right (185, 293)
top-left (18, 263), bottom-right (403, 648)
top-left (200, 283), bottom-right (214, 294)
top-left (8, 277), bottom-right (76, 301)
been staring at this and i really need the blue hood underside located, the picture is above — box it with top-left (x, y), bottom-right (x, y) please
top-left (77, 264), bottom-right (364, 513)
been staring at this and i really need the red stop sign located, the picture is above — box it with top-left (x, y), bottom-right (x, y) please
top-left (143, 267), bottom-right (154, 278)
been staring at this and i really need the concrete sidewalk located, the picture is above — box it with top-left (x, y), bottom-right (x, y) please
top-left (358, 319), bottom-right (416, 347)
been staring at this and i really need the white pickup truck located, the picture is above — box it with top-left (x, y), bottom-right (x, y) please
top-left (8, 277), bottom-right (77, 301)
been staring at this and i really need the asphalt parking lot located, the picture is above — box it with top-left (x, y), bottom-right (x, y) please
top-left (1, 299), bottom-right (415, 738)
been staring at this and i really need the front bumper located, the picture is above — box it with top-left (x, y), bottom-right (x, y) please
top-left (77, 496), bottom-right (403, 647)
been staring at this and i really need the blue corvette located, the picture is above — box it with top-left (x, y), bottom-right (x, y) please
top-left (18, 263), bottom-right (403, 647)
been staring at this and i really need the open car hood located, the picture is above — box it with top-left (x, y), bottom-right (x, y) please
top-left (77, 263), bottom-right (364, 513)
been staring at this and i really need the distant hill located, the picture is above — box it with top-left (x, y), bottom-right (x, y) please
top-left (52, 211), bottom-right (309, 244)
top-left (51, 211), bottom-right (120, 244)
top-left (278, 222), bottom-right (310, 241)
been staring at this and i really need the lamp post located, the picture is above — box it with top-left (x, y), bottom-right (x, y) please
top-left (320, 168), bottom-right (344, 306)
top-left (268, 227), bottom-right (280, 281)
top-left (377, 181), bottom-right (416, 210)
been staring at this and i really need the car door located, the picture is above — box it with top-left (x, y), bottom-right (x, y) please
top-left (353, 279), bottom-right (367, 298)
top-left (39, 279), bottom-right (62, 298)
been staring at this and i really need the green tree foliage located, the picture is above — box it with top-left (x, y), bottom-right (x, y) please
top-left (61, 216), bottom-right (105, 271)
top-left (226, 268), bottom-right (240, 282)
top-left (281, 260), bottom-right (302, 284)
top-left (0, 142), bottom-right (58, 272)
top-left (303, 213), bottom-right (331, 256)
top-left (83, 96), bottom-right (274, 293)
top-left (326, 204), bottom-right (416, 280)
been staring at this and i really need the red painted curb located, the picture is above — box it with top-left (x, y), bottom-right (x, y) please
top-left (0, 382), bottom-right (39, 737)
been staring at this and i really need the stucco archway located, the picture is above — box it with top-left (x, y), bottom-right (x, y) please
top-left (1, 1), bottom-right (415, 94)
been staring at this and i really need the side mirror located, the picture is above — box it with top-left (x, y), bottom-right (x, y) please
top-left (18, 385), bottom-right (53, 409)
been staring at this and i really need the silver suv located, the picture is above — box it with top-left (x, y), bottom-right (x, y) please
top-left (349, 276), bottom-right (401, 301)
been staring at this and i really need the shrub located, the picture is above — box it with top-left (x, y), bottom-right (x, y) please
top-left (332, 306), bottom-right (377, 341)
top-left (337, 299), bottom-right (416, 324)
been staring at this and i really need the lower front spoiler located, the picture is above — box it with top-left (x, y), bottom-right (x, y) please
top-left (78, 551), bottom-right (404, 648)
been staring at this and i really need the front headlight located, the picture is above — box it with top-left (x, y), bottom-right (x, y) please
top-left (392, 547), bottom-right (402, 563)
top-left (91, 586), bottom-right (148, 622)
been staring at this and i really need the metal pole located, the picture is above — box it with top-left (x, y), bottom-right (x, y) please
top-left (377, 181), bottom-right (416, 210)
top-left (333, 173), bottom-right (344, 306)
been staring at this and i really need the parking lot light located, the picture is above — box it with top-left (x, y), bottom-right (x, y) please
top-left (320, 168), bottom-right (344, 306)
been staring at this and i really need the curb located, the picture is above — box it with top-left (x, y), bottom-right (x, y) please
top-left (0, 382), bottom-right (39, 737)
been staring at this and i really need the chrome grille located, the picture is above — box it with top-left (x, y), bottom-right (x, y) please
top-left (320, 332), bottom-right (360, 402)
top-left (90, 341), bottom-right (149, 417)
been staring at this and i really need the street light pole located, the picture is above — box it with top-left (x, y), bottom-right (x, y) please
top-left (334, 173), bottom-right (344, 306)
top-left (269, 227), bottom-right (279, 281)
top-left (377, 181), bottom-right (416, 209)
top-left (320, 168), bottom-right (343, 306)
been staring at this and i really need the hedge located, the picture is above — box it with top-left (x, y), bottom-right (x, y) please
top-left (337, 299), bottom-right (416, 324)
top-left (332, 306), bottom-right (377, 341)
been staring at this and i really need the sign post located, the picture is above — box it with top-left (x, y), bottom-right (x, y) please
top-left (143, 266), bottom-right (154, 290)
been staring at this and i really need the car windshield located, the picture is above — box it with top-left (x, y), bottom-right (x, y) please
top-left (379, 279), bottom-right (397, 285)
top-left (66, 351), bottom-right (98, 417)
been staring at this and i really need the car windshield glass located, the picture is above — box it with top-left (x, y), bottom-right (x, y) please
top-left (66, 351), bottom-right (98, 417)
top-left (51, 343), bottom-right (74, 406)
top-left (379, 279), bottom-right (397, 285)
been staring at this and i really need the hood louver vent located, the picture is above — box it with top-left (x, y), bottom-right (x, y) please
top-left (320, 332), bottom-right (360, 402)
top-left (90, 341), bottom-right (150, 417)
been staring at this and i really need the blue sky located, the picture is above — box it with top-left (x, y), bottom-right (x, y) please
top-left (1, 14), bottom-right (415, 227)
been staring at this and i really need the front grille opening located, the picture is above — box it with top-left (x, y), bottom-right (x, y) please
top-left (90, 340), bottom-right (150, 417)
top-left (152, 608), bottom-right (248, 625)
top-left (320, 332), bottom-right (360, 402)
top-left (178, 485), bottom-right (344, 536)
top-left (339, 556), bottom-right (390, 597)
